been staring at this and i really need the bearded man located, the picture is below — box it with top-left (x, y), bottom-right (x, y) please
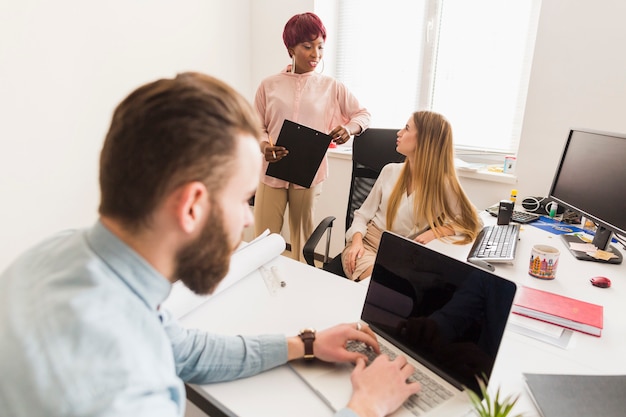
top-left (0, 72), bottom-right (419, 417)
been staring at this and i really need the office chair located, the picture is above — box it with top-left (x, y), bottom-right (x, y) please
top-left (302, 128), bottom-right (405, 277)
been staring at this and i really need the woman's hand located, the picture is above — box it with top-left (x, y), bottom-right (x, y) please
top-left (414, 229), bottom-right (436, 244)
top-left (329, 125), bottom-right (352, 145)
top-left (413, 225), bottom-right (455, 244)
top-left (262, 141), bottom-right (288, 162)
top-left (344, 236), bottom-right (365, 275)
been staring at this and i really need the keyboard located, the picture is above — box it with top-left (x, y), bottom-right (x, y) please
top-left (485, 205), bottom-right (540, 223)
top-left (467, 224), bottom-right (520, 263)
top-left (346, 340), bottom-right (453, 415)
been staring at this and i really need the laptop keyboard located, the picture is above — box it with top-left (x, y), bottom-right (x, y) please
top-left (467, 224), bottom-right (520, 262)
top-left (346, 340), bottom-right (454, 415)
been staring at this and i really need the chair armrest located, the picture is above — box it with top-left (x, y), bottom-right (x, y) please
top-left (303, 216), bottom-right (336, 266)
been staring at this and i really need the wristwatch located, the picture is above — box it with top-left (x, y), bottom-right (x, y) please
top-left (298, 328), bottom-right (316, 361)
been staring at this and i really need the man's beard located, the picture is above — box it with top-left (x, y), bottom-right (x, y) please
top-left (174, 204), bottom-right (237, 295)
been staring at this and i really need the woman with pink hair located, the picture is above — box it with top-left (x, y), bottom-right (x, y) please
top-left (254, 12), bottom-right (371, 262)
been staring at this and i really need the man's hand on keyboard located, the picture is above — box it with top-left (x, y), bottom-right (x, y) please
top-left (348, 354), bottom-right (422, 417)
top-left (310, 322), bottom-right (381, 364)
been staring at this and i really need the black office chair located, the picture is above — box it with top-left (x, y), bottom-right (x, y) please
top-left (303, 128), bottom-right (406, 277)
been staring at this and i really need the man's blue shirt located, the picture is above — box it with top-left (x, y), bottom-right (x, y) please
top-left (0, 221), bottom-right (288, 416)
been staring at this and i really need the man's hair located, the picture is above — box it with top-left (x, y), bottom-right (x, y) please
top-left (99, 72), bottom-right (261, 230)
top-left (282, 12), bottom-right (327, 55)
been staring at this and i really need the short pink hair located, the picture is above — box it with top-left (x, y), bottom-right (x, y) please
top-left (282, 12), bottom-right (327, 56)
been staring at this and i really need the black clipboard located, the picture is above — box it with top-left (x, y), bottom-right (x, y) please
top-left (265, 119), bottom-right (332, 188)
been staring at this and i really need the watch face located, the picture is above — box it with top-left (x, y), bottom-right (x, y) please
top-left (300, 330), bottom-right (315, 340)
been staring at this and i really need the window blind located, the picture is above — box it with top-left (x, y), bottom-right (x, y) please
top-left (317, 0), bottom-right (541, 155)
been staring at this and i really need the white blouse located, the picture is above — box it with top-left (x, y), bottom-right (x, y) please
top-left (345, 163), bottom-right (463, 242)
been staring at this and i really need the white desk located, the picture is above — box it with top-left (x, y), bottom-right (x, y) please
top-left (429, 216), bottom-right (626, 414)
top-left (181, 214), bottom-right (626, 416)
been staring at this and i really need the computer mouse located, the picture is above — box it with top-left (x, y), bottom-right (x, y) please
top-left (590, 276), bottom-right (611, 288)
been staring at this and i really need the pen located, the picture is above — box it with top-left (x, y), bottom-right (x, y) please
top-left (268, 136), bottom-right (277, 160)
top-left (407, 225), bottom-right (431, 240)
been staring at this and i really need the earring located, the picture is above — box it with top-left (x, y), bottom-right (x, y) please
top-left (291, 55), bottom-right (296, 74)
top-left (315, 58), bottom-right (325, 74)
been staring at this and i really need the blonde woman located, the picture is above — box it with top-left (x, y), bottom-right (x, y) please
top-left (342, 111), bottom-right (482, 281)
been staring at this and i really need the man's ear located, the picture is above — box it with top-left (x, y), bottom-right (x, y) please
top-left (175, 181), bottom-right (209, 234)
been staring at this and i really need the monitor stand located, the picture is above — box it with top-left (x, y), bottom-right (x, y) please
top-left (560, 234), bottom-right (623, 264)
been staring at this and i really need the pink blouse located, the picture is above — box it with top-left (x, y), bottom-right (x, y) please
top-left (254, 67), bottom-right (371, 189)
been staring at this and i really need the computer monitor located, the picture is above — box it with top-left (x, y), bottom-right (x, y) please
top-left (548, 128), bottom-right (626, 264)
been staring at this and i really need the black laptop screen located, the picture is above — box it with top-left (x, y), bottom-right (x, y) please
top-left (361, 232), bottom-right (517, 394)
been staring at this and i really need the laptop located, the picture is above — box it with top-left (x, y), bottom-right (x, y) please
top-left (290, 231), bottom-right (517, 417)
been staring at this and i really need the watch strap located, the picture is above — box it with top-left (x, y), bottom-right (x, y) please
top-left (298, 329), bottom-right (316, 360)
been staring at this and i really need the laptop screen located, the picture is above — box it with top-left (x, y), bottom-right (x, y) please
top-left (362, 232), bottom-right (517, 394)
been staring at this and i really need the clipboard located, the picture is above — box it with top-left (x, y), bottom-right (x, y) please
top-left (265, 119), bottom-right (332, 188)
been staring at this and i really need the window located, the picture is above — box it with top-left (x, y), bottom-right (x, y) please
top-left (316, 0), bottom-right (541, 156)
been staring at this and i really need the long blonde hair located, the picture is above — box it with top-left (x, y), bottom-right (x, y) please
top-left (386, 111), bottom-right (480, 244)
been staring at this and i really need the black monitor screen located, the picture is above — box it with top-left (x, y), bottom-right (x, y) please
top-left (549, 129), bottom-right (626, 262)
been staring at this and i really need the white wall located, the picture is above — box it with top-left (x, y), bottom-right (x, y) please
top-left (249, 0), bottom-right (314, 97)
top-left (515, 0), bottom-right (626, 198)
top-left (0, 0), bottom-right (252, 269)
top-left (1, 0), bottom-right (625, 269)
top-left (461, 0), bottom-right (626, 209)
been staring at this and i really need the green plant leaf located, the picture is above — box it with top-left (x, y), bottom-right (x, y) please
top-left (464, 374), bottom-right (525, 417)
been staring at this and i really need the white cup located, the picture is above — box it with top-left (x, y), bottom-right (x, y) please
top-left (528, 244), bottom-right (560, 279)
